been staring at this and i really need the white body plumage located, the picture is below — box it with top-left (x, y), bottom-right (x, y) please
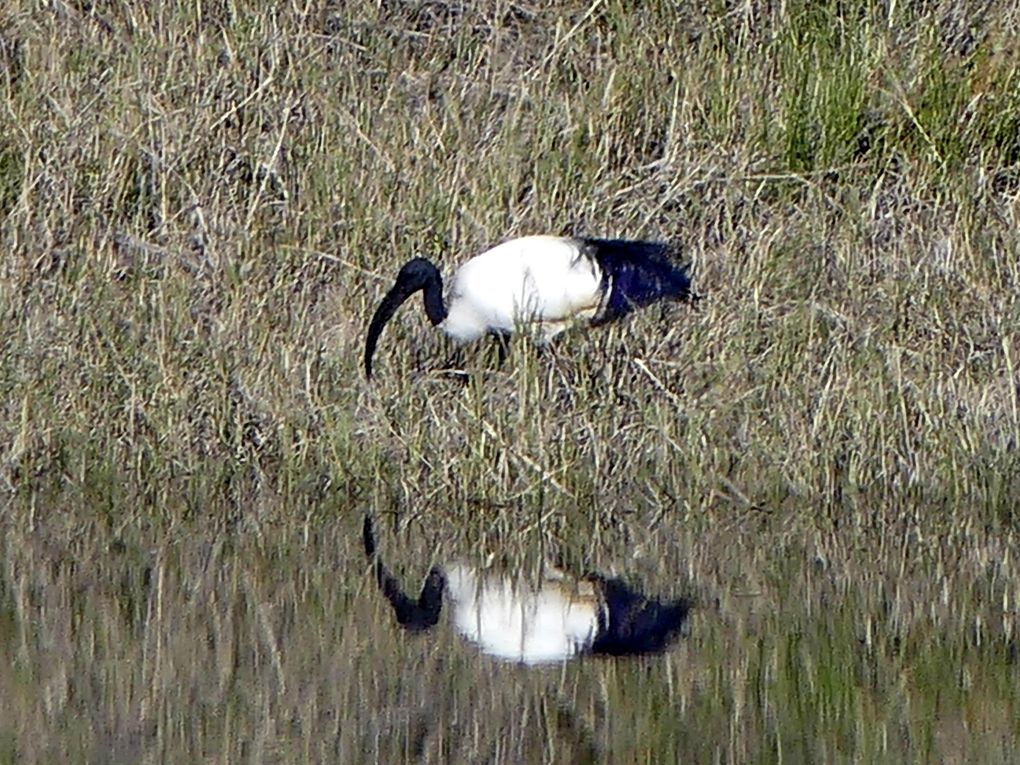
top-left (441, 236), bottom-right (604, 343)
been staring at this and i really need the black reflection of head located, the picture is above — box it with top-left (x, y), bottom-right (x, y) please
top-left (364, 515), bottom-right (445, 632)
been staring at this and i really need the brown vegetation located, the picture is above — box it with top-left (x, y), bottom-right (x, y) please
top-left (0, 1), bottom-right (1018, 762)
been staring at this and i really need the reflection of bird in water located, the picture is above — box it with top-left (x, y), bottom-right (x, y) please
top-left (363, 235), bottom-right (697, 379)
top-left (362, 515), bottom-right (691, 665)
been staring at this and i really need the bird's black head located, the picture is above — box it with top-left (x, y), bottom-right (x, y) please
top-left (395, 257), bottom-right (438, 290)
top-left (364, 257), bottom-right (446, 379)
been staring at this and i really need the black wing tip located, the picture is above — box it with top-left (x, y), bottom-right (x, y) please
top-left (579, 235), bottom-right (668, 245)
top-left (580, 237), bottom-right (695, 278)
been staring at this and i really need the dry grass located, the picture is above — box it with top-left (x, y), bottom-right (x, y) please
top-left (1, 0), bottom-right (1019, 762)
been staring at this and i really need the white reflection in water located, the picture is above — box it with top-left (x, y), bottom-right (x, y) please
top-left (442, 564), bottom-right (601, 664)
top-left (364, 516), bottom-right (690, 665)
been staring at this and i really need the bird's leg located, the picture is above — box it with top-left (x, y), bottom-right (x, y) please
top-left (490, 330), bottom-right (512, 368)
top-left (533, 337), bottom-right (564, 376)
top-left (437, 346), bottom-right (470, 383)
top-left (437, 333), bottom-right (511, 384)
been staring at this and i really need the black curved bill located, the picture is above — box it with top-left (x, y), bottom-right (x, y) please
top-left (364, 282), bottom-right (418, 379)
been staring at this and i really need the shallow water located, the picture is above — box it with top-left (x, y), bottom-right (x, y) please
top-left (1, 499), bottom-right (1017, 764)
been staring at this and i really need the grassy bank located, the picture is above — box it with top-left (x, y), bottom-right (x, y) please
top-left (1, 0), bottom-right (1019, 761)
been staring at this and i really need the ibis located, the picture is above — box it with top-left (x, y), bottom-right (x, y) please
top-left (363, 515), bottom-right (691, 664)
top-left (363, 235), bottom-right (696, 378)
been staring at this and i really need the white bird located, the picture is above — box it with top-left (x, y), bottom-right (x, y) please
top-left (362, 515), bottom-right (690, 664)
top-left (363, 235), bottom-right (696, 378)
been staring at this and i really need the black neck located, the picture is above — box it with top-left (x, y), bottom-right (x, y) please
top-left (421, 268), bottom-right (447, 326)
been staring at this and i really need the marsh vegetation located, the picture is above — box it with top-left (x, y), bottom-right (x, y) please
top-left (1, 0), bottom-right (1019, 762)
